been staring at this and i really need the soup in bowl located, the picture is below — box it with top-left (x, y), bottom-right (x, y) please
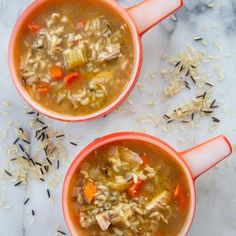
top-left (63, 132), bottom-right (232, 235)
top-left (9, 0), bottom-right (183, 121)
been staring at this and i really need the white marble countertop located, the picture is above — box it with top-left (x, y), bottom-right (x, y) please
top-left (0, 0), bottom-right (236, 235)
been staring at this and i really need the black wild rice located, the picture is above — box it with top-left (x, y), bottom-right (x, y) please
top-left (4, 170), bottom-right (12, 177)
top-left (19, 128), bottom-right (24, 133)
top-left (40, 168), bottom-right (44, 176)
top-left (24, 198), bottom-right (30, 205)
top-left (70, 142), bottom-right (78, 146)
top-left (201, 110), bottom-right (213, 114)
top-left (186, 70), bottom-right (190, 77)
top-left (36, 118), bottom-right (45, 125)
top-left (175, 61), bottom-right (181, 67)
top-left (210, 100), bottom-right (219, 109)
top-left (164, 114), bottom-right (170, 119)
top-left (57, 160), bottom-right (60, 170)
top-left (47, 189), bottom-right (50, 198)
top-left (35, 162), bottom-right (42, 167)
top-left (57, 230), bottom-right (66, 235)
top-left (56, 134), bottom-right (65, 139)
top-left (27, 111), bottom-right (35, 115)
top-left (14, 181), bottom-right (22, 187)
top-left (22, 139), bottom-right (30, 145)
top-left (212, 117), bottom-right (220, 123)
top-left (194, 37), bottom-right (203, 41)
top-left (13, 137), bottom-right (20, 145)
top-left (46, 158), bottom-right (52, 166)
top-left (185, 81), bottom-right (191, 90)
top-left (190, 76), bottom-right (196, 84)
top-left (191, 113), bottom-right (195, 120)
top-left (19, 144), bottom-right (25, 152)
top-left (205, 82), bottom-right (214, 87)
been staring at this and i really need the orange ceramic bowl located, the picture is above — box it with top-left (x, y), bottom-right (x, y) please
top-left (62, 132), bottom-right (232, 235)
top-left (8, 0), bottom-right (183, 122)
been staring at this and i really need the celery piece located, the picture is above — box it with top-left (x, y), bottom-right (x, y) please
top-left (63, 46), bottom-right (88, 69)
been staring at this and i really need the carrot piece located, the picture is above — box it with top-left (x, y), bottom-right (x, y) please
top-left (50, 66), bottom-right (64, 81)
top-left (174, 183), bottom-right (183, 198)
top-left (28, 22), bottom-right (41, 33)
top-left (37, 83), bottom-right (50, 95)
top-left (83, 180), bottom-right (97, 203)
top-left (141, 153), bottom-right (150, 166)
top-left (64, 72), bottom-right (81, 87)
top-left (128, 180), bottom-right (145, 198)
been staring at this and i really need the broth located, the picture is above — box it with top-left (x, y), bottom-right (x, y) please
top-left (18, 0), bottom-right (134, 116)
top-left (68, 140), bottom-right (190, 236)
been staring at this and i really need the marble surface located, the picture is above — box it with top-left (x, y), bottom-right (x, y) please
top-left (0, 0), bottom-right (236, 235)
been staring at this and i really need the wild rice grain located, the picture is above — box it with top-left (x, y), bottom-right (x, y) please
top-left (47, 189), bottom-right (51, 198)
top-left (212, 117), bottom-right (220, 123)
top-left (164, 114), bottom-right (170, 119)
top-left (202, 92), bottom-right (207, 99)
top-left (191, 113), bottom-right (195, 120)
top-left (190, 76), bottom-right (196, 84)
top-left (57, 230), bottom-right (66, 235)
top-left (19, 128), bottom-right (24, 133)
top-left (205, 82), bottom-right (214, 87)
top-left (32, 210), bottom-right (35, 216)
top-left (4, 170), bottom-right (12, 177)
top-left (19, 144), bottom-right (25, 152)
top-left (13, 137), bottom-right (20, 145)
top-left (185, 81), bottom-right (191, 90)
top-left (186, 70), bottom-right (190, 77)
top-left (35, 162), bottom-right (42, 167)
top-left (57, 160), bottom-right (60, 170)
top-left (46, 158), bottom-right (52, 166)
top-left (22, 139), bottom-right (30, 144)
top-left (14, 181), bottom-right (22, 187)
top-left (56, 134), bottom-right (65, 138)
top-left (40, 168), bottom-right (44, 175)
top-left (201, 110), bottom-right (213, 114)
top-left (27, 111), bottom-right (35, 115)
top-left (175, 61), bottom-right (181, 67)
top-left (36, 119), bottom-right (45, 125)
top-left (25, 152), bottom-right (30, 159)
top-left (194, 37), bottom-right (203, 41)
top-left (210, 100), bottom-right (219, 109)
top-left (70, 142), bottom-right (78, 146)
top-left (24, 198), bottom-right (30, 205)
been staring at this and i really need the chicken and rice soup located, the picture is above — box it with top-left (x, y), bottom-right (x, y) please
top-left (18, 0), bottom-right (134, 116)
top-left (68, 140), bottom-right (190, 236)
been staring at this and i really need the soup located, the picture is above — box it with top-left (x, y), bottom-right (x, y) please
top-left (18, 0), bottom-right (134, 116)
top-left (68, 140), bottom-right (190, 236)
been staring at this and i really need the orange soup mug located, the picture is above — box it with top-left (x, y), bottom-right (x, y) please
top-left (9, 0), bottom-right (183, 122)
top-left (62, 132), bottom-right (232, 235)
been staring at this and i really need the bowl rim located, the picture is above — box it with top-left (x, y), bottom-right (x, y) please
top-left (8, 0), bottom-right (143, 122)
top-left (62, 132), bottom-right (196, 236)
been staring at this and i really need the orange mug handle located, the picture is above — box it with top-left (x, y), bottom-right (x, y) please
top-left (127, 0), bottom-right (183, 35)
top-left (180, 136), bottom-right (232, 179)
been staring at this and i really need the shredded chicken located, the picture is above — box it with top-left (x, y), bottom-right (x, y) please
top-left (95, 212), bottom-right (111, 231)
